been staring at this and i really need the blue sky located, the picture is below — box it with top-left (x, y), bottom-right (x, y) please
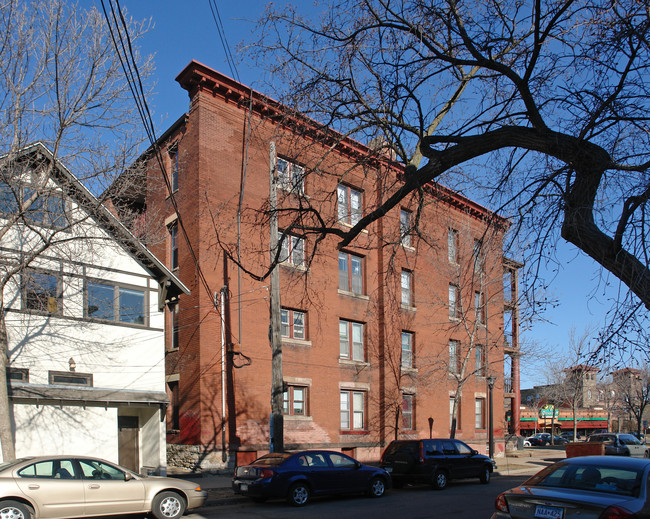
top-left (106, 1), bottom-right (616, 387)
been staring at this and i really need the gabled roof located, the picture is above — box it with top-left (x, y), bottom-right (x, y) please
top-left (2, 142), bottom-right (189, 307)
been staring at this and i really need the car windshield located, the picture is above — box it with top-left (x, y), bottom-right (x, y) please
top-left (525, 462), bottom-right (644, 497)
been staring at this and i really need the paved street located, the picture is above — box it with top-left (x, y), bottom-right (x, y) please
top-left (184, 474), bottom-right (526, 519)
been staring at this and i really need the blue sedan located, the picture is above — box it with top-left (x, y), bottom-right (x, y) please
top-left (232, 450), bottom-right (391, 506)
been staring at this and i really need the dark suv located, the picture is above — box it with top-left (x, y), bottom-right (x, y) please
top-left (380, 438), bottom-right (496, 490)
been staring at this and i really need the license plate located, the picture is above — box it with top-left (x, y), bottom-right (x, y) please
top-left (240, 483), bottom-right (248, 492)
top-left (534, 505), bottom-right (563, 519)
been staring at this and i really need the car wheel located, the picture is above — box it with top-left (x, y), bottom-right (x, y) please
top-left (479, 466), bottom-right (491, 484)
top-left (368, 477), bottom-right (386, 498)
top-left (152, 491), bottom-right (186, 519)
top-left (431, 470), bottom-right (448, 490)
top-left (287, 482), bottom-right (310, 506)
top-left (0, 501), bottom-right (33, 519)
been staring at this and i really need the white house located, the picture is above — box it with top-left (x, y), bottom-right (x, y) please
top-left (0, 143), bottom-right (188, 474)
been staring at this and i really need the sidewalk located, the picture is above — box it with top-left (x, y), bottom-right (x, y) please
top-left (170, 446), bottom-right (567, 507)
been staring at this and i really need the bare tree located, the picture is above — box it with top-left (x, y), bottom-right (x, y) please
top-left (613, 366), bottom-right (650, 436)
top-left (0, 0), bottom-right (150, 460)
top-left (248, 0), bottom-right (650, 352)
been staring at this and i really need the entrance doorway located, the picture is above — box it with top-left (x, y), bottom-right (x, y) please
top-left (118, 415), bottom-right (139, 472)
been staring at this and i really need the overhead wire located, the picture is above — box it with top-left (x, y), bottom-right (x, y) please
top-left (207, 0), bottom-right (240, 82)
top-left (100, 0), bottom-right (215, 302)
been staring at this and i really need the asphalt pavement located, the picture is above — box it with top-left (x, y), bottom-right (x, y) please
top-left (170, 446), bottom-right (567, 508)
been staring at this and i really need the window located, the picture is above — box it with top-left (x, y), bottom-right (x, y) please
top-left (337, 184), bottom-right (362, 225)
top-left (401, 269), bottom-right (413, 306)
top-left (475, 344), bottom-right (485, 377)
top-left (475, 398), bottom-right (486, 429)
top-left (279, 233), bottom-right (305, 267)
top-left (504, 309), bottom-right (513, 347)
top-left (277, 157), bottom-right (304, 194)
top-left (169, 222), bottom-right (178, 270)
top-left (449, 283), bottom-right (459, 319)
top-left (23, 270), bottom-right (61, 314)
top-left (18, 459), bottom-right (76, 479)
top-left (7, 368), bottom-right (28, 382)
top-left (338, 252), bottom-right (363, 294)
top-left (169, 147), bottom-right (179, 193)
top-left (448, 228), bottom-right (458, 263)
top-left (473, 238), bottom-right (483, 273)
top-left (402, 393), bottom-right (414, 430)
top-left (401, 332), bottom-right (413, 368)
top-left (341, 390), bottom-right (365, 430)
top-left (475, 291), bottom-right (485, 325)
top-left (167, 380), bottom-right (180, 430)
top-left (0, 180), bottom-right (66, 229)
top-left (77, 459), bottom-right (124, 480)
top-left (283, 385), bottom-right (309, 416)
top-left (400, 209), bottom-right (411, 246)
top-left (450, 396), bottom-right (461, 430)
top-left (170, 305), bottom-right (179, 350)
top-left (0, 181), bottom-right (18, 214)
top-left (504, 269), bottom-right (513, 303)
top-left (339, 320), bottom-right (364, 361)
top-left (449, 339), bottom-right (460, 374)
top-left (49, 370), bottom-right (92, 387)
top-left (86, 281), bottom-right (146, 325)
top-left (280, 308), bottom-right (307, 340)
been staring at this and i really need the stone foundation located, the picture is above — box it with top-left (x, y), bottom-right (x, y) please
top-left (166, 444), bottom-right (235, 473)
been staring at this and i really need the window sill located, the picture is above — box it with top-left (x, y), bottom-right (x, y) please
top-left (340, 430), bottom-right (369, 435)
top-left (401, 366), bottom-right (418, 375)
top-left (400, 303), bottom-right (416, 312)
top-left (339, 359), bottom-right (370, 367)
top-left (284, 415), bottom-right (313, 421)
top-left (402, 244), bottom-right (415, 252)
top-left (337, 221), bottom-right (369, 234)
top-left (281, 338), bottom-right (312, 348)
top-left (280, 262), bottom-right (308, 272)
top-left (337, 289), bottom-right (370, 301)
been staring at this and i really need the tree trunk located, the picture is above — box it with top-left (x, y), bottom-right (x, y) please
top-left (0, 309), bottom-right (15, 461)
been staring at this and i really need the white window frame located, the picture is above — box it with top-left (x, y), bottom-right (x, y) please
top-left (402, 393), bottom-right (414, 430)
top-left (449, 283), bottom-right (459, 319)
top-left (339, 320), bottom-right (364, 361)
top-left (280, 308), bottom-right (307, 340)
top-left (475, 398), bottom-right (485, 429)
top-left (400, 209), bottom-right (411, 246)
top-left (448, 228), bottom-right (458, 263)
top-left (449, 339), bottom-right (460, 374)
top-left (339, 252), bottom-right (364, 294)
top-left (277, 157), bottom-right (304, 194)
top-left (280, 233), bottom-right (305, 267)
top-left (337, 184), bottom-right (362, 225)
top-left (340, 390), bottom-right (365, 430)
top-left (401, 270), bottom-right (413, 306)
top-left (401, 331), bottom-right (413, 368)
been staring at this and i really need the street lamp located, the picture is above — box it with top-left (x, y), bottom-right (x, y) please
top-left (487, 375), bottom-right (496, 459)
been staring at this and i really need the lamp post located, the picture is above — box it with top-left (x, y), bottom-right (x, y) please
top-left (487, 375), bottom-right (496, 459)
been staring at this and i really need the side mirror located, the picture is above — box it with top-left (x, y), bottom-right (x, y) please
top-left (471, 449), bottom-right (478, 456)
top-left (124, 472), bottom-right (134, 481)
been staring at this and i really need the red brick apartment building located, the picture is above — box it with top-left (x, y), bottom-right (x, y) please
top-left (114, 61), bottom-right (521, 469)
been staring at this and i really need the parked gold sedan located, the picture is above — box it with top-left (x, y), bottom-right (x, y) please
top-left (0, 455), bottom-right (207, 519)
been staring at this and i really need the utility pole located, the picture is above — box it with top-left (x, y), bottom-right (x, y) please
top-left (269, 142), bottom-right (283, 452)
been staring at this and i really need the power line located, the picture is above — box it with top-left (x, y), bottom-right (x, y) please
top-left (100, 0), bottom-right (215, 301)
top-left (207, 0), bottom-right (240, 82)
